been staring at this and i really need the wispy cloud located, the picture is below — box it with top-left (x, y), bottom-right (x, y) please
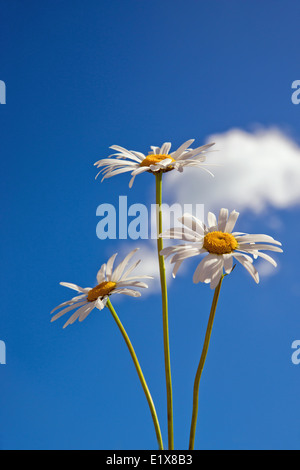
top-left (165, 127), bottom-right (300, 213)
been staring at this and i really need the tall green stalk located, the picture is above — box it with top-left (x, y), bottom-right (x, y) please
top-left (189, 276), bottom-right (224, 450)
top-left (106, 298), bottom-right (164, 450)
top-left (155, 172), bottom-right (174, 450)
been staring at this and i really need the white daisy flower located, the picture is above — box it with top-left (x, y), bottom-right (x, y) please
top-left (160, 209), bottom-right (283, 289)
top-left (94, 139), bottom-right (215, 188)
top-left (51, 249), bottom-right (152, 328)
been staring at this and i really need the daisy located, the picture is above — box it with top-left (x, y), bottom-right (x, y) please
top-left (160, 209), bottom-right (283, 289)
top-left (51, 249), bottom-right (152, 328)
top-left (94, 139), bottom-right (215, 188)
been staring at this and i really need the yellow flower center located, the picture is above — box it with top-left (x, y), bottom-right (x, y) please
top-left (203, 231), bottom-right (238, 254)
top-left (87, 281), bottom-right (116, 302)
top-left (140, 154), bottom-right (175, 168)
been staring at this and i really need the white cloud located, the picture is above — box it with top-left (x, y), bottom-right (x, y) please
top-left (255, 259), bottom-right (280, 279)
top-left (165, 128), bottom-right (300, 213)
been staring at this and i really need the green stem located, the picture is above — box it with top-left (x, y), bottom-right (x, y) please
top-left (188, 276), bottom-right (224, 450)
top-left (106, 298), bottom-right (164, 450)
top-left (155, 172), bottom-right (174, 450)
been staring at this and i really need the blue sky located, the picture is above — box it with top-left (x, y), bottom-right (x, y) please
top-left (1, 0), bottom-right (300, 450)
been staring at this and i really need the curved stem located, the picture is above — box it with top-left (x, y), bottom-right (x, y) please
top-left (106, 298), bottom-right (164, 450)
top-left (189, 276), bottom-right (224, 450)
top-left (155, 172), bottom-right (174, 450)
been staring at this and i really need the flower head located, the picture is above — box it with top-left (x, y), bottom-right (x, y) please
top-left (160, 209), bottom-right (283, 289)
top-left (51, 249), bottom-right (152, 328)
top-left (94, 139), bottom-right (215, 188)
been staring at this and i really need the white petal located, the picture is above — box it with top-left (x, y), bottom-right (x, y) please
top-left (150, 146), bottom-right (161, 155)
top-left (121, 274), bottom-right (153, 281)
top-left (111, 249), bottom-right (139, 282)
top-left (61, 302), bottom-right (94, 327)
top-left (233, 253), bottom-right (259, 283)
top-left (193, 254), bottom-right (219, 284)
top-left (175, 163), bottom-right (184, 173)
top-left (149, 164), bottom-right (162, 172)
top-left (116, 280), bottom-right (149, 289)
top-left (223, 254), bottom-right (233, 274)
top-left (207, 211), bottom-right (217, 228)
top-left (237, 244), bottom-right (283, 253)
top-left (171, 139), bottom-right (195, 160)
top-left (128, 168), bottom-right (148, 187)
top-left (160, 142), bottom-right (172, 154)
top-left (160, 227), bottom-right (202, 242)
top-left (177, 143), bottom-right (215, 161)
top-left (170, 246), bottom-right (203, 263)
top-left (96, 263), bottom-right (106, 284)
top-left (252, 251), bottom-right (278, 267)
top-left (95, 297), bottom-right (106, 310)
top-left (112, 288), bottom-right (141, 297)
top-left (59, 282), bottom-right (89, 293)
top-left (161, 244), bottom-right (205, 260)
top-left (217, 208), bottom-right (229, 232)
top-left (121, 259), bottom-right (141, 279)
top-left (109, 145), bottom-right (143, 163)
top-left (63, 310), bottom-right (82, 329)
top-left (160, 246), bottom-right (178, 258)
top-left (130, 166), bottom-right (150, 176)
top-left (130, 151), bottom-right (146, 161)
top-left (176, 161), bottom-right (215, 177)
top-left (160, 244), bottom-right (187, 256)
top-left (106, 253), bottom-right (118, 281)
top-left (51, 301), bottom-right (88, 322)
top-left (233, 251), bottom-right (254, 262)
top-left (178, 213), bottom-right (205, 235)
top-left (129, 175), bottom-right (136, 188)
top-left (210, 267), bottom-right (223, 289)
top-left (79, 304), bottom-right (95, 322)
top-left (150, 159), bottom-right (174, 171)
top-left (225, 210), bottom-right (240, 233)
top-left (236, 234), bottom-right (282, 245)
top-left (95, 158), bottom-right (138, 168)
top-left (74, 303), bottom-right (94, 322)
top-left (172, 260), bottom-right (183, 278)
top-left (101, 167), bottom-right (136, 182)
top-left (50, 294), bottom-right (87, 314)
